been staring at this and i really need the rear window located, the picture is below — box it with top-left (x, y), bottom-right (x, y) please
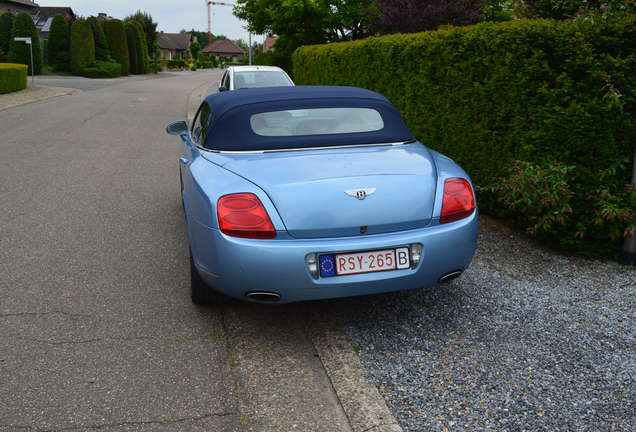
top-left (250, 108), bottom-right (385, 137)
top-left (234, 71), bottom-right (292, 89)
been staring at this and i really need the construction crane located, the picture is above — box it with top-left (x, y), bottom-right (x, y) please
top-left (206, 1), bottom-right (235, 39)
top-left (205, 1), bottom-right (254, 65)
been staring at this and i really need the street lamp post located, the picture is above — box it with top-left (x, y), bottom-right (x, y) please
top-left (248, 32), bottom-right (252, 65)
top-left (13, 37), bottom-right (34, 85)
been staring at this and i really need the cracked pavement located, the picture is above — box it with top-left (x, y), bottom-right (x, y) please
top-left (0, 73), bottom-right (241, 432)
top-left (1, 71), bottom-right (359, 432)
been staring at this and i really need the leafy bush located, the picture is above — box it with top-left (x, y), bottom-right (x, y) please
top-left (103, 19), bottom-right (129, 75)
top-left (7, 12), bottom-right (42, 74)
top-left (69, 19), bottom-right (95, 75)
top-left (87, 16), bottom-right (110, 61)
top-left (167, 59), bottom-right (186, 69)
top-left (253, 49), bottom-right (291, 74)
top-left (0, 62), bottom-right (27, 93)
top-left (483, 160), bottom-right (575, 236)
top-left (0, 12), bottom-right (14, 61)
top-left (48, 15), bottom-right (70, 71)
top-left (81, 60), bottom-right (121, 78)
top-left (293, 17), bottom-right (636, 258)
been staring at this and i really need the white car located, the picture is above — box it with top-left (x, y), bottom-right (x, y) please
top-left (218, 65), bottom-right (294, 92)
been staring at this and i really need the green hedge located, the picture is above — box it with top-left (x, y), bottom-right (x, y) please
top-left (87, 16), bottom-right (110, 61)
top-left (0, 63), bottom-right (27, 94)
top-left (81, 60), bottom-right (121, 78)
top-left (103, 19), bottom-right (129, 76)
top-left (293, 17), bottom-right (636, 258)
top-left (167, 59), bottom-right (186, 69)
top-left (0, 12), bottom-right (15, 61)
top-left (48, 15), bottom-right (69, 71)
top-left (69, 19), bottom-right (95, 75)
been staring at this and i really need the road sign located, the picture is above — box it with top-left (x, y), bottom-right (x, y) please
top-left (13, 37), bottom-right (34, 84)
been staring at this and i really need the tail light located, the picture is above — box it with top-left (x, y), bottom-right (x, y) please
top-left (440, 178), bottom-right (475, 224)
top-left (217, 193), bottom-right (276, 239)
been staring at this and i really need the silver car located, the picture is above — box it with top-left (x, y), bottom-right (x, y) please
top-left (218, 65), bottom-right (294, 92)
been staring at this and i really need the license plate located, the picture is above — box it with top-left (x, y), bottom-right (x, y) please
top-left (319, 247), bottom-right (410, 277)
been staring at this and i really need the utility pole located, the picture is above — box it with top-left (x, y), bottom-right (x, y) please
top-left (248, 32), bottom-right (252, 65)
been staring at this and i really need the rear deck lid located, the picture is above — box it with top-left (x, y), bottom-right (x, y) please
top-left (208, 143), bottom-right (437, 238)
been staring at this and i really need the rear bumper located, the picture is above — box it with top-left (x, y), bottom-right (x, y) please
top-left (189, 212), bottom-right (478, 304)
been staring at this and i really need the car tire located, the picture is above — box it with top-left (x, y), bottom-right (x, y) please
top-left (190, 253), bottom-right (230, 305)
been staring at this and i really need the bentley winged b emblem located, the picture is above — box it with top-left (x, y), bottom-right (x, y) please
top-left (344, 188), bottom-right (376, 200)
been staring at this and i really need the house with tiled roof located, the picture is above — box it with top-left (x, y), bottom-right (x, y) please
top-left (0, 0), bottom-right (39, 14)
top-left (263, 35), bottom-right (277, 53)
top-left (33, 6), bottom-right (75, 37)
top-left (157, 32), bottom-right (196, 60)
top-left (201, 39), bottom-right (245, 62)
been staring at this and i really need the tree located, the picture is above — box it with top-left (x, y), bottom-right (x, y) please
top-left (190, 41), bottom-right (201, 59)
top-left (0, 12), bottom-right (14, 61)
top-left (124, 10), bottom-right (158, 57)
top-left (103, 19), bottom-right (130, 75)
top-left (69, 19), bottom-right (95, 75)
top-left (8, 12), bottom-right (42, 74)
top-left (124, 21), bottom-right (148, 74)
top-left (371, 0), bottom-right (485, 34)
top-left (131, 20), bottom-right (149, 73)
top-left (517, 0), bottom-right (636, 19)
top-left (234, 0), bottom-right (376, 73)
top-left (125, 22), bottom-right (139, 74)
top-left (48, 15), bottom-right (70, 71)
top-left (87, 16), bottom-right (110, 61)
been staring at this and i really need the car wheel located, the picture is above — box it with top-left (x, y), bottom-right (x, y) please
top-left (189, 253), bottom-right (229, 305)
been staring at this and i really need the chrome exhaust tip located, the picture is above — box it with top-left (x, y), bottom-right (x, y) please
top-left (438, 270), bottom-right (462, 284)
top-left (245, 291), bottom-right (281, 302)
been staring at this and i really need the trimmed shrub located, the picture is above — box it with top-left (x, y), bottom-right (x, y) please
top-left (0, 12), bottom-right (14, 61)
top-left (7, 12), bottom-right (42, 75)
top-left (40, 37), bottom-right (47, 66)
top-left (293, 17), bottom-right (636, 258)
top-left (48, 14), bottom-right (70, 71)
top-left (129, 20), bottom-right (148, 73)
top-left (69, 19), bottom-right (95, 75)
top-left (103, 19), bottom-right (129, 76)
top-left (87, 16), bottom-right (110, 61)
top-left (0, 63), bottom-right (27, 93)
top-left (124, 22), bottom-right (140, 74)
top-left (167, 59), bottom-right (186, 69)
top-left (81, 60), bottom-right (121, 78)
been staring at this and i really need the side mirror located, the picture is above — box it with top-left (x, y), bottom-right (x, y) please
top-left (166, 120), bottom-right (188, 136)
top-left (218, 86), bottom-right (227, 92)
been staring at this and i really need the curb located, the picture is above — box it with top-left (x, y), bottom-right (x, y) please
top-left (305, 317), bottom-right (404, 432)
top-left (0, 86), bottom-right (75, 112)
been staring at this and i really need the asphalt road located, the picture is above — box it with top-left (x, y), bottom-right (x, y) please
top-left (0, 72), bottom-right (351, 431)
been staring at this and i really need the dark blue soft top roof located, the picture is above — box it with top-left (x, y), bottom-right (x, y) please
top-left (201, 86), bottom-right (414, 151)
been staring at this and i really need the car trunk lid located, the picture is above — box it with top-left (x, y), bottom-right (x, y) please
top-left (207, 143), bottom-right (437, 239)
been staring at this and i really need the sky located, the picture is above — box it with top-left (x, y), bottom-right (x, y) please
top-left (40, 0), bottom-right (265, 44)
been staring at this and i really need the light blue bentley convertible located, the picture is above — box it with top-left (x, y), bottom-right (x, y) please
top-left (166, 86), bottom-right (478, 304)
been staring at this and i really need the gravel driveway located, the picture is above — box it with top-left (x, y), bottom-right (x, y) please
top-left (326, 216), bottom-right (635, 431)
